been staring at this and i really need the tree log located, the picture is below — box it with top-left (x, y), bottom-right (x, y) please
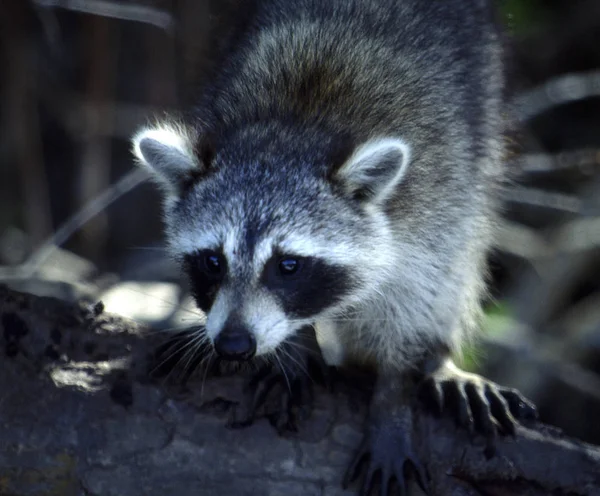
top-left (0, 283), bottom-right (599, 496)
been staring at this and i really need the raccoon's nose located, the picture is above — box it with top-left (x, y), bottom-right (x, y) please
top-left (214, 330), bottom-right (256, 360)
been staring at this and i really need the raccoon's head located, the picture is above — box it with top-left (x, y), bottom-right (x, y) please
top-left (132, 122), bottom-right (410, 361)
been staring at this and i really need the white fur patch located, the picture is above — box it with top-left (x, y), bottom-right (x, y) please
top-left (253, 238), bottom-right (275, 275)
top-left (168, 231), bottom-right (221, 256)
top-left (243, 292), bottom-right (288, 355)
top-left (132, 125), bottom-right (195, 163)
top-left (242, 291), bottom-right (315, 356)
top-left (205, 291), bottom-right (232, 340)
top-left (131, 123), bottom-right (199, 199)
top-left (337, 137), bottom-right (411, 204)
top-left (278, 235), bottom-right (357, 266)
top-left (223, 228), bottom-right (242, 267)
top-left (314, 319), bottom-right (344, 365)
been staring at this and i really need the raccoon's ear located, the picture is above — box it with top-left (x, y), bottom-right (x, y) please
top-left (334, 138), bottom-right (410, 204)
top-left (132, 124), bottom-right (202, 198)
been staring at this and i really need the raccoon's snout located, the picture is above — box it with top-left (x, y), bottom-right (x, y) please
top-left (214, 328), bottom-right (257, 361)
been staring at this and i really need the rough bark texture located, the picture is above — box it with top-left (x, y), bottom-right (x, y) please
top-left (0, 283), bottom-right (599, 496)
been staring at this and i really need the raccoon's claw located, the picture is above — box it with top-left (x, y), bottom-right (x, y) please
top-left (268, 368), bottom-right (315, 434)
top-left (497, 387), bottom-right (538, 421)
top-left (345, 374), bottom-right (429, 496)
top-left (228, 362), bottom-right (314, 433)
top-left (418, 360), bottom-right (537, 442)
top-left (228, 366), bottom-right (280, 428)
top-left (343, 412), bottom-right (429, 496)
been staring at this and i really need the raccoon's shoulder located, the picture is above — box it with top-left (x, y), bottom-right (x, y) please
top-left (195, 0), bottom-right (500, 128)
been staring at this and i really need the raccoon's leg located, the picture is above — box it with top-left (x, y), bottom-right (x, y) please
top-left (229, 326), bottom-right (328, 434)
top-left (418, 355), bottom-right (537, 445)
top-left (343, 373), bottom-right (429, 496)
top-left (343, 355), bottom-right (537, 494)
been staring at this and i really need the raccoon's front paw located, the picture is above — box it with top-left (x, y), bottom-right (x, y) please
top-left (343, 406), bottom-right (429, 496)
top-left (229, 326), bottom-right (328, 434)
top-left (418, 359), bottom-right (537, 442)
top-left (228, 362), bottom-right (316, 434)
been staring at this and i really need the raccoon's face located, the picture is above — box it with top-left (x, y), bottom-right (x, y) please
top-left (132, 123), bottom-right (410, 360)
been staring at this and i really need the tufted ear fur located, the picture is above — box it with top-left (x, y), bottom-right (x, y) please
top-left (334, 138), bottom-right (410, 205)
top-left (132, 124), bottom-right (202, 199)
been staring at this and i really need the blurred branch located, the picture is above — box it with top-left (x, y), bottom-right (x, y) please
top-left (35, 91), bottom-right (166, 139)
top-left (2, 1), bottom-right (54, 247)
top-left (500, 185), bottom-right (582, 213)
top-left (483, 330), bottom-right (600, 403)
top-left (496, 217), bottom-right (600, 261)
top-left (555, 218), bottom-right (600, 253)
top-left (18, 168), bottom-right (149, 278)
top-left (143, 2), bottom-right (178, 107)
top-left (495, 220), bottom-right (550, 259)
top-left (551, 292), bottom-right (600, 346)
top-left (74, 101), bottom-right (166, 138)
top-left (516, 149), bottom-right (600, 175)
top-left (506, 179), bottom-right (600, 333)
top-left (514, 70), bottom-right (600, 121)
top-left (76, 13), bottom-right (119, 265)
top-left (33, 0), bottom-right (174, 31)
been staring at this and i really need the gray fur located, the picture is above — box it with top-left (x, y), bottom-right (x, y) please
top-left (132, 0), bottom-right (504, 372)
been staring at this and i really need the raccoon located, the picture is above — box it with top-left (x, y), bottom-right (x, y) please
top-left (132, 0), bottom-right (536, 493)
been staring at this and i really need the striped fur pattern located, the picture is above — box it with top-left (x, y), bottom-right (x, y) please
top-left (133, 0), bottom-right (504, 373)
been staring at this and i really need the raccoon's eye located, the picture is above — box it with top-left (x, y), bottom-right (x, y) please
top-left (204, 253), bottom-right (223, 275)
top-left (278, 257), bottom-right (301, 275)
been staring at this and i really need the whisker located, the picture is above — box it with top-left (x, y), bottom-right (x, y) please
top-left (200, 349), bottom-right (216, 399)
top-left (268, 316), bottom-right (293, 331)
top-left (149, 339), bottom-right (191, 381)
top-left (282, 340), bottom-right (320, 357)
top-left (273, 351), bottom-right (292, 393)
top-left (249, 354), bottom-right (267, 373)
top-left (280, 346), bottom-right (313, 384)
top-left (178, 331), bottom-right (209, 378)
top-left (163, 343), bottom-right (196, 385)
top-left (150, 329), bottom-right (206, 381)
top-left (141, 324), bottom-right (200, 336)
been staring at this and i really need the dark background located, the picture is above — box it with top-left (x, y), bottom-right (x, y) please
top-left (1, 0), bottom-right (599, 446)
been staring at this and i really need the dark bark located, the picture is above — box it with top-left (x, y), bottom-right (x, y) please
top-left (0, 283), bottom-right (598, 496)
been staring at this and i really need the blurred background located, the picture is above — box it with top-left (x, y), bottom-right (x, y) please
top-left (1, 0), bottom-right (599, 446)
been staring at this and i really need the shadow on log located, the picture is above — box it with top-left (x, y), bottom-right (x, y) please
top-left (0, 283), bottom-right (599, 496)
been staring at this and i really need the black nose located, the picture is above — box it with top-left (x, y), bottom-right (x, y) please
top-left (214, 330), bottom-right (256, 360)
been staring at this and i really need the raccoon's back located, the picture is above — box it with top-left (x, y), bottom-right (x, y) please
top-left (191, 0), bottom-right (502, 156)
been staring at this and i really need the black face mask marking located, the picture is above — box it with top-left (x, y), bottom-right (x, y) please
top-left (182, 249), bottom-right (227, 312)
top-left (260, 252), bottom-right (355, 318)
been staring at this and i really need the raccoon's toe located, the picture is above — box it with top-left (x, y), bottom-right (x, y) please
top-left (228, 363), bottom-right (315, 434)
top-left (228, 365), bottom-right (280, 429)
top-left (418, 360), bottom-right (537, 447)
top-left (343, 417), bottom-right (429, 496)
top-left (497, 386), bottom-right (538, 421)
top-left (269, 370), bottom-right (315, 434)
